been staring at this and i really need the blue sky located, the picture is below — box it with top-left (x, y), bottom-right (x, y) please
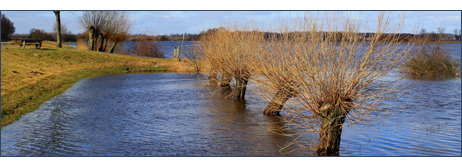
top-left (1, 11), bottom-right (460, 35)
top-left (1, 10), bottom-right (461, 35)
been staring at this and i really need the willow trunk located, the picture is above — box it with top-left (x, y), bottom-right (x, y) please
top-left (102, 37), bottom-right (109, 52)
top-left (86, 25), bottom-right (95, 51)
top-left (263, 81), bottom-right (295, 115)
top-left (317, 103), bottom-right (349, 155)
top-left (109, 42), bottom-right (118, 53)
top-left (208, 65), bottom-right (218, 86)
top-left (98, 33), bottom-right (106, 52)
top-left (233, 76), bottom-right (249, 99)
top-left (220, 70), bottom-right (232, 87)
top-left (93, 33), bottom-right (99, 51)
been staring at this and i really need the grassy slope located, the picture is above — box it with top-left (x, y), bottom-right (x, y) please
top-left (1, 41), bottom-right (208, 127)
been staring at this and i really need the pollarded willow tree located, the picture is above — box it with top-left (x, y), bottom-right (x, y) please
top-left (107, 14), bottom-right (133, 53)
top-left (198, 23), bottom-right (265, 99)
top-left (250, 11), bottom-right (417, 155)
top-left (199, 11), bottom-right (417, 155)
top-left (79, 11), bottom-right (131, 52)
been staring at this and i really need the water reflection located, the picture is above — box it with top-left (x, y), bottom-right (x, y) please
top-left (2, 73), bottom-right (315, 156)
top-left (1, 72), bottom-right (460, 156)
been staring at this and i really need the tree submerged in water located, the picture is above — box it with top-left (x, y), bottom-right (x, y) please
top-left (199, 11), bottom-right (417, 155)
top-left (401, 40), bottom-right (460, 78)
top-left (198, 24), bottom-right (261, 98)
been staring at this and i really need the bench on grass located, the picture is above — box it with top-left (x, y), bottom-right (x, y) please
top-left (18, 38), bottom-right (42, 49)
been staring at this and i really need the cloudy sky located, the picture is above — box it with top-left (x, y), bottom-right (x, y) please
top-left (2, 10), bottom-right (460, 35)
top-left (1, 1), bottom-right (461, 36)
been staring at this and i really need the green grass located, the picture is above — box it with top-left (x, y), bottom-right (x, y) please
top-left (1, 41), bottom-right (203, 128)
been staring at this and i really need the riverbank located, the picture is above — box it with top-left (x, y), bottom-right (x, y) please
top-left (1, 41), bottom-right (209, 127)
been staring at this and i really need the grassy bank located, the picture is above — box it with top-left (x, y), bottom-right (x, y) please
top-left (1, 41), bottom-right (208, 128)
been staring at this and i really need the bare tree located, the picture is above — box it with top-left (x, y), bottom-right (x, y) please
top-left (198, 26), bottom-right (263, 99)
top-left (53, 22), bottom-right (68, 41)
top-left (437, 27), bottom-right (446, 41)
top-left (459, 29), bottom-right (461, 41)
top-left (53, 11), bottom-right (62, 48)
top-left (254, 12), bottom-right (415, 155)
top-left (121, 31), bottom-right (165, 58)
top-left (79, 11), bottom-right (128, 52)
top-left (199, 11), bottom-right (416, 155)
top-left (182, 47), bottom-right (203, 73)
top-left (454, 29), bottom-right (460, 40)
top-left (107, 13), bottom-right (133, 53)
top-left (420, 28), bottom-right (426, 35)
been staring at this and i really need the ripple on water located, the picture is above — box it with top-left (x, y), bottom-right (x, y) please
top-left (1, 71), bottom-right (460, 156)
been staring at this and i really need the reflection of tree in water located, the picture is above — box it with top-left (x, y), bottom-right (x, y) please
top-left (198, 86), bottom-right (316, 156)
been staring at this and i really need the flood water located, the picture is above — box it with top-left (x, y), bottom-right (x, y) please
top-left (1, 73), bottom-right (313, 156)
top-left (120, 41), bottom-right (196, 59)
top-left (1, 72), bottom-right (460, 156)
top-left (1, 43), bottom-right (461, 156)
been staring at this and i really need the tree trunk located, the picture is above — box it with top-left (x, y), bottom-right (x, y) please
top-left (109, 42), bottom-right (118, 53)
top-left (103, 38), bottom-right (108, 52)
top-left (53, 11), bottom-right (62, 48)
top-left (220, 70), bottom-right (231, 87)
top-left (98, 32), bottom-right (106, 52)
top-left (263, 81), bottom-right (296, 115)
top-left (93, 33), bottom-right (99, 51)
top-left (102, 33), bottom-right (109, 52)
top-left (86, 25), bottom-right (95, 51)
top-left (208, 65), bottom-right (218, 86)
top-left (317, 102), bottom-right (351, 155)
top-left (233, 75), bottom-right (249, 99)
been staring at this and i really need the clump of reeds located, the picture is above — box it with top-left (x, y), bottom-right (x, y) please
top-left (76, 38), bottom-right (88, 50)
top-left (402, 41), bottom-right (460, 78)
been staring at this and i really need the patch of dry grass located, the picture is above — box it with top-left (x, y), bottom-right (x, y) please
top-left (76, 38), bottom-right (89, 50)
